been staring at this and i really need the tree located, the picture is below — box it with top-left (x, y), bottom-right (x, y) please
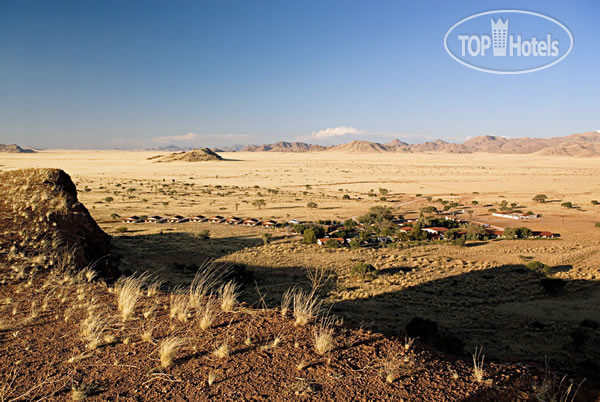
top-left (343, 219), bottom-right (357, 231)
top-left (307, 202), bottom-right (318, 209)
top-left (359, 206), bottom-right (394, 225)
top-left (532, 194), bottom-right (548, 203)
top-left (110, 213), bottom-right (120, 220)
top-left (252, 199), bottom-right (266, 209)
top-left (561, 202), bottom-right (573, 209)
top-left (325, 239), bottom-right (340, 248)
top-left (342, 194), bottom-right (351, 200)
top-left (348, 238), bottom-right (361, 249)
top-left (104, 196), bottom-right (114, 203)
top-left (379, 188), bottom-right (389, 196)
top-left (303, 228), bottom-right (317, 244)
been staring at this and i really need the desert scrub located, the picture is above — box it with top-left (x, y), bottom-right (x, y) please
top-left (195, 230), bottom-right (210, 240)
top-left (350, 262), bottom-right (377, 279)
top-left (526, 261), bottom-right (550, 276)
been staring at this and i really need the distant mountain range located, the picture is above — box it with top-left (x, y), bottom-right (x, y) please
top-left (0, 144), bottom-right (36, 153)
top-left (207, 131), bottom-right (600, 157)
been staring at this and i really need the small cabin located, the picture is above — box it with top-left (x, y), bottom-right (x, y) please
top-left (243, 218), bottom-right (259, 226)
top-left (208, 216), bottom-right (225, 223)
top-left (122, 216), bottom-right (140, 224)
top-left (226, 217), bottom-right (243, 225)
top-left (145, 215), bottom-right (164, 224)
top-left (261, 220), bottom-right (277, 228)
top-left (189, 215), bottom-right (206, 223)
top-left (166, 215), bottom-right (186, 223)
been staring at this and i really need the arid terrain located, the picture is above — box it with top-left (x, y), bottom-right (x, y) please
top-left (1, 150), bottom-right (599, 400)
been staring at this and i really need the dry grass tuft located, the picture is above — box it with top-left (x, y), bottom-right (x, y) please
top-left (189, 261), bottom-right (229, 309)
top-left (159, 336), bottom-right (186, 368)
top-left (198, 297), bottom-right (219, 330)
top-left (213, 341), bottom-right (231, 358)
top-left (313, 317), bottom-right (335, 355)
top-left (115, 273), bottom-right (148, 321)
top-left (472, 346), bottom-right (485, 383)
top-left (292, 289), bottom-right (322, 326)
top-left (169, 289), bottom-right (190, 322)
top-left (218, 281), bottom-right (239, 312)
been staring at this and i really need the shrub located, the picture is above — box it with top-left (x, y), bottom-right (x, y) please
top-left (540, 278), bottom-right (566, 295)
top-left (325, 239), bottom-right (340, 248)
top-left (532, 194), bottom-right (548, 203)
top-left (104, 197), bottom-right (114, 203)
top-left (595, 222), bottom-right (600, 228)
top-left (196, 230), bottom-right (210, 240)
top-left (350, 262), bottom-right (377, 278)
top-left (561, 201), bottom-right (573, 208)
top-left (307, 202), bottom-right (318, 209)
top-left (592, 200), bottom-right (599, 205)
top-left (110, 213), bottom-right (120, 219)
top-left (261, 233), bottom-right (272, 245)
top-left (453, 237), bottom-right (466, 246)
top-left (303, 228), bottom-right (317, 244)
top-left (115, 226), bottom-right (128, 233)
top-left (526, 261), bottom-right (550, 276)
top-left (348, 238), bottom-right (361, 249)
top-left (342, 194), bottom-right (351, 200)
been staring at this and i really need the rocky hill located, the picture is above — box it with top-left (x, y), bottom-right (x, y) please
top-left (150, 148), bottom-right (223, 162)
top-left (0, 168), bottom-right (115, 278)
top-left (239, 141), bottom-right (327, 152)
top-left (0, 144), bottom-right (36, 153)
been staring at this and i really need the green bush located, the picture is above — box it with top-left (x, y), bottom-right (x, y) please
top-left (526, 261), bottom-right (550, 276)
top-left (342, 194), bottom-right (351, 200)
top-left (261, 233), bottom-right (273, 245)
top-left (452, 237), bottom-right (466, 246)
top-left (595, 222), bottom-right (600, 228)
top-left (561, 201), bottom-right (573, 208)
top-left (115, 226), bottom-right (128, 233)
top-left (325, 239), bottom-right (340, 248)
top-left (350, 262), bottom-right (376, 278)
top-left (303, 228), bottom-right (317, 244)
top-left (348, 238), bottom-right (360, 249)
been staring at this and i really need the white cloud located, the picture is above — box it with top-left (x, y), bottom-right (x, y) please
top-left (309, 125), bottom-right (364, 138)
top-left (152, 132), bottom-right (198, 144)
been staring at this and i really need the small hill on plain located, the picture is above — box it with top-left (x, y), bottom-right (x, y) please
top-left (0, 144), bottom-right (36, 153)
top-left (150, 148), bottom-right (224, 162)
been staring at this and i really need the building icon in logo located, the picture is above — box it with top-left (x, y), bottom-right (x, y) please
top-left (491, 18), bottom-right (509, 56)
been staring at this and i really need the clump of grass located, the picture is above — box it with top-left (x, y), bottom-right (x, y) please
top-left (280, 287), bottom-right (294, 316)
top-left (313, 323), bottom-right (334, 355)
top-left (80, 310), bottom-right (111, 350)
top-left (189, 261), bottom-right (228, 309)
top-left (198, 297), bottom-right (219, 330)
top-left (213, 341), bottom-right (230, 358)
top-left (472, 346), bottom-right (485, 383)
top-left (219, 281), bottom-right (239, 312)
top-left (292, 289), bottom-right (322, 326)
top-left (115, 273), bottom-right (148, 321)
top-left (170, 290), bottom-right (190, 322)
top-left (159, 337), bottom-right (186, 368)
top-left (146, 280), bottom-right (162, 297)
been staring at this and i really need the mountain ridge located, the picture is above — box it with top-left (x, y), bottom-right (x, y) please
top-left (214, 131), bottom-right (600, 156)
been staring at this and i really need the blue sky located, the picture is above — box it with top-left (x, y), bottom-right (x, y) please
top-left (0, 0), bottom-right (598, 149)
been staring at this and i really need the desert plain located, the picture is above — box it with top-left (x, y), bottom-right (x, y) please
top-left (1, 149), bottom-right (599, 399)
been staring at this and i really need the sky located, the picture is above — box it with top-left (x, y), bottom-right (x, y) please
top-left (0, 0), bottom-right (598, 149)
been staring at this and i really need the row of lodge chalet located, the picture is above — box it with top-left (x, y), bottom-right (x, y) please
top-left (121, 211), bottom-right (559, 246)
top-left (122, 215), bottom-right (278, 228)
